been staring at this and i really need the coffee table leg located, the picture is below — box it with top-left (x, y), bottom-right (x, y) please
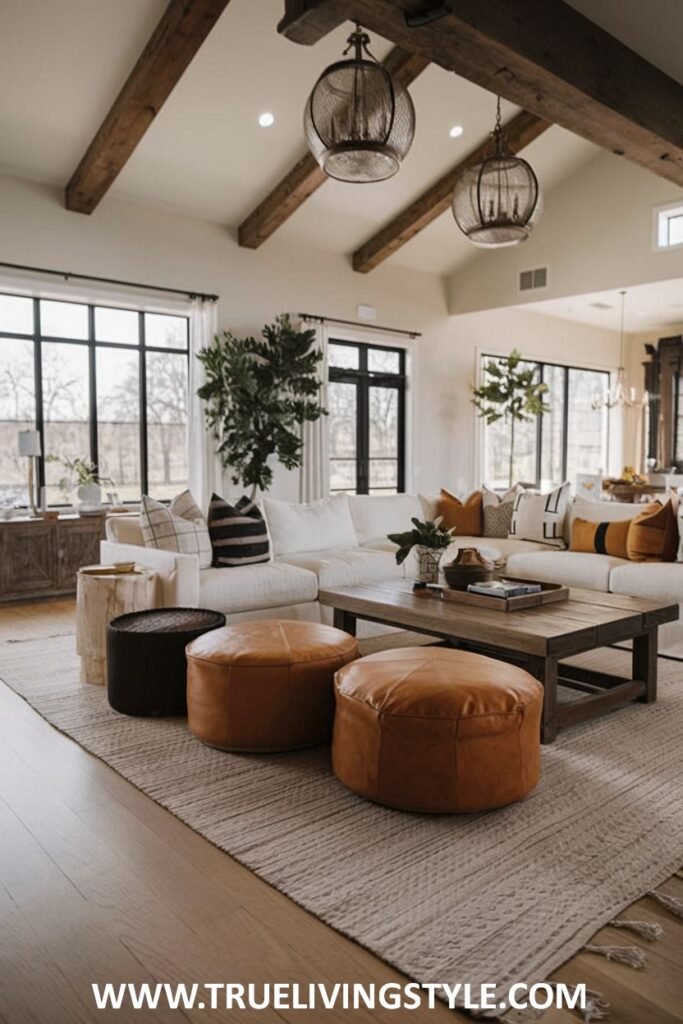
top-left (333, 608), bottom-right (357, 636)
top-left (529, 655), bottom-right (559, 744)
top-left (633, 628), bottom-right (658, 703)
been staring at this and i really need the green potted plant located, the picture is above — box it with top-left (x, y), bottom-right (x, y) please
top-left (197, 314), bottom-right (327, 499)
top-left (387, 517), bottom-right (456, 584)
top-left (472, 350), bottom-right (550, 487)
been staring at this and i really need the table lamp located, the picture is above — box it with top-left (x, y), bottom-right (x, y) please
top-left (17, 429), bottom-right (41, 516)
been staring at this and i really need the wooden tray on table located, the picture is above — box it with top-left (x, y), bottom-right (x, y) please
top-left (415, 577), bottom-right (570, 612)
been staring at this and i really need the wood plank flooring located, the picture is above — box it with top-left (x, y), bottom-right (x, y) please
top-left (0, 599), bottom-right (681, 1024)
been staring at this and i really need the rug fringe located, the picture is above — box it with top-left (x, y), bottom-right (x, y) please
top-left (608, 918), bottom-right (663, 941)
top-left (648, 890), bottom-right (683, 918)
top-left (584, 943), bottom-right (646, 968)
top-left (582, 989), bottom-right (610, 1022)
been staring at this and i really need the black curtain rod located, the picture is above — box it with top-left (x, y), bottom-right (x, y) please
top-left (299, 312), bottom-right (421, 339)
top-left (0, 261), bottom-right (219, 303)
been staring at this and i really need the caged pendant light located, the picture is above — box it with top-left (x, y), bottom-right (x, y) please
top-left (452, 97), bottom-right (542, 247)
top-left (304, 24), bottom-right (416, 184)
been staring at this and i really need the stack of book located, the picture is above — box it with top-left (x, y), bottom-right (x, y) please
top-left (467, 579), bottom-right (542, 599)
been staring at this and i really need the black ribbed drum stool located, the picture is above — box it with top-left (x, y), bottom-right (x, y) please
top-left (107, 608), bottom-right (225, 716)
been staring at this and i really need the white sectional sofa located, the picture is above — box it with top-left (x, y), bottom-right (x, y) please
top-left (101, 492), bottom-right (683, 658)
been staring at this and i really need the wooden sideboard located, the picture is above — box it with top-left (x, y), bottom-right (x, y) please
top-left (0, 514), bottom-right (106, 603)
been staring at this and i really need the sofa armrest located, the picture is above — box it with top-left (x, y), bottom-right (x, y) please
top-left (100, 541), bottom-right (200, 607)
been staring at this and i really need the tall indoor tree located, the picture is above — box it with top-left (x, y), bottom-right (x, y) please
top-left (197, 315), bottom-right (327, 498)
top-left (472, 350), bottom-right (550, 486)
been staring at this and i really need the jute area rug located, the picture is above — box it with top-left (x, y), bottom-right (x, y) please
top-left (1, 630), bottom-right (682, 1018)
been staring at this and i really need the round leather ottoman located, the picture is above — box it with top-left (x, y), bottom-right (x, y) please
top-left (332, 647), bottom-right (543, 813)
top-left (186, 619), bottom-right (358, 752)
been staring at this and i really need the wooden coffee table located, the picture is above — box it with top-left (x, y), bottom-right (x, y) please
top-left (319, 580), bottom-right (679, 744)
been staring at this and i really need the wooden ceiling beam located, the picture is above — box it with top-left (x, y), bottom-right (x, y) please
top-left (353, 110), bottom-right (549, 273)
top-left (66, 0), bottom-right (231, 215)
top-left (279, 0), bottom-right (683, 188)
top-left (238, 45), bottom-right (428, 250)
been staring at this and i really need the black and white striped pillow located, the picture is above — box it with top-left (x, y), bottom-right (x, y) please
top-left (208, 493), bottom-right (271, 568)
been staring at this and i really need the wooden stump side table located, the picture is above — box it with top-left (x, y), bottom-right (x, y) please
top-left (76, 568), bottom-right (158, 684)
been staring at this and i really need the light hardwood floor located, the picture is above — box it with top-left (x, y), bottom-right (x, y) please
top-left (0, 599), bottom-right (681, 1024)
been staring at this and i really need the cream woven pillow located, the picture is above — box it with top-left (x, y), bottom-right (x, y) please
top-left (140, 490), bottom-right (212, 568)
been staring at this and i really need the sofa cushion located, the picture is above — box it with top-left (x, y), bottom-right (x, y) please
top-left (506, 550), bottom-right (628, 591)
top-left (626, 500), bottom-right (678, 562)
top-left (207, 493), bottom-right (270, 567)
top-left (570, 517), bottom-right (631, 559)
top-left (263, 494), bottom-right (358, 557)
top-left (609, 562), bottom-right (683, 605)
top-left (278, 547), bottom-right (403, 589)
top-left (570, 495), bottom-right (638, 525)
top-left (348, 494), bottom-right (423, 547)
top-left (105, 514), bottom-right (143, 546)
top-left (140, 492), bottom-right (212, 568)
top-left (198, 562), bottom-right (318, 614)
top-left (509, 482), bottom-right (570, 549)
top-left (436, 488), bottom-right (483, 536)
top-left (482, 485), bottom-right (522, 538)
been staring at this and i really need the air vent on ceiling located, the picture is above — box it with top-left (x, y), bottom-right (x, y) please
top-left (589, 301), bottom-right (614, 310)
top-left (519, 266), bottom-right (548, 292)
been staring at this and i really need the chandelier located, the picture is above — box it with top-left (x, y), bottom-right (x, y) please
top-left (452, 97), bottom-right (542, 247)
top-left (591, 291), bottom-right (640, 410)
top-left (304, 24), bottom-right (416, 184)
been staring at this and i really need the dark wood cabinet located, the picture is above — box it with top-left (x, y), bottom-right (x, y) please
top-left (643, 335), bottom-right (683, 470)
top-left (0, 515), bottom-right (106, 603)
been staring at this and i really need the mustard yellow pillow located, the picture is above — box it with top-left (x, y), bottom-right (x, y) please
top-left (570, 517), bottom-right (631, 559)
top-left (436, 488), bottom-right (483, 536)
top-left (626, 500), bottom-right (678, 562)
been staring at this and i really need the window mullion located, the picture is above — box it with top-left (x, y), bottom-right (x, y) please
top-left (88, 306), bottom-right (98, 473)
top-left (139, 312), bottom-right (148, 497)
top-left (33, 298), bottom-right (45, 492)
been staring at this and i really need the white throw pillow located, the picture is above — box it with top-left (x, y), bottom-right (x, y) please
top-left (509, 482), bottom-right (571, 548)
top-left (140, 490), bottom-right (212, 568)
top-left (349, 493), bottom-right (424, 546)
top-left (263, 494), bottom-right (358, 557)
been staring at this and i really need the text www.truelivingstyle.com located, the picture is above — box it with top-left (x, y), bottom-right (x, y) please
top-left (91, 980), bottom-right (587, 1013)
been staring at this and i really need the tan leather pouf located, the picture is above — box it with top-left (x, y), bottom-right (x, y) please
top-left (186, 620), bottom-right (357, 752)
top-left (333, 646), bottom-right (543, 813)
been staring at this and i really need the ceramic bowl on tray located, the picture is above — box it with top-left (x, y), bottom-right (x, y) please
top-left (443, 547), bottom-right (495, 591)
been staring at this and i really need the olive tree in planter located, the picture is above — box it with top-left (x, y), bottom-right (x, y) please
top-left (472, 350), bottom-right (550, 487)
top-left (196, 315), bottom-right (327, 498)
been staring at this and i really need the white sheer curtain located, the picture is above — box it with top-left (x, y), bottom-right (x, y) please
top-left (188, 299), bottom-right (222, 512)
top-left (300, 318), bottom-right (330, 503)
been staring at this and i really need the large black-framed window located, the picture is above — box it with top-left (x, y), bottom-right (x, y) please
top-left (0, 292), bottom-right (189, 506)
top-left (328, 339), bottom-right (406, 495)
top-left (480, 353), bottom-right (610, 490)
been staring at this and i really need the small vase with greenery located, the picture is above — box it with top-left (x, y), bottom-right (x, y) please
top-left (387, 517), bottom-right (456, 584)
top-left (197, 314), bottom-right (327, 499)
top-left (47, 456), bottom-right (113, 504)
top-left (472, 350), bottom-right (550, 487)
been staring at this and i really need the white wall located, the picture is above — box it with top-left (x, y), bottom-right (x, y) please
top-left (425, 308), bottom-right (624, 492)
top-left (0, 174), bottom-right (454, 500)
top-left (447, 152), bottom-right (683, 316)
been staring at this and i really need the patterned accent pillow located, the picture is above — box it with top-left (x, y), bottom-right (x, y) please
top-left (509, 482), bottom-right (571, 548)
top-left (208, 493), bottom-right (271, 568)
top-left (140, 491), bottom-right (212, 568)
top-left (482, 485), bottom-right (522, 538)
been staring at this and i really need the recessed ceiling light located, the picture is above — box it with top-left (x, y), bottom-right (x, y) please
top-left (258, 112), bottom-right (275, 128)
top-left (449, 124), bottom-right (463, 138)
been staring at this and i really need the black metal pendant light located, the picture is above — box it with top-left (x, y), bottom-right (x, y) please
top-left (304, 24), bottom-right (416, 184)
top-left (452, 98), bottom-right (542, 247)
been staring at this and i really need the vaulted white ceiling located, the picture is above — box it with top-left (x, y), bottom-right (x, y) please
top-left (0, 0), bottom-right (680, 277)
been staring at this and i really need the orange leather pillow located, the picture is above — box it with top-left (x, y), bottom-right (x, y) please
top-left (436, 488), bottom-right (483, 536)
top-left (570, 517), bottom-right (631, 559)
top-left (626, 500), bottom-right (678, 562)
